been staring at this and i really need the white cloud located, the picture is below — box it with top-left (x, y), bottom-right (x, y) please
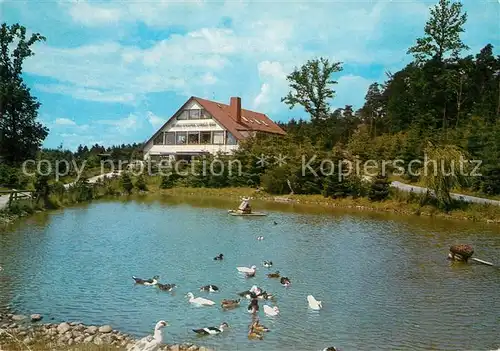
top-left (97, 114), bottom-right (140, 134)
top-left (54, 118), bottom-right (77, 126)
top-left (147, 112), bottom-right (166, 129)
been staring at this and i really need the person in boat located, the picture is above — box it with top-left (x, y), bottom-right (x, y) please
top-left (238, 198), bottom-right (252, 214)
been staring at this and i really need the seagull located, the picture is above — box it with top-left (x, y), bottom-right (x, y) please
top-left (157, 283), bottom-right (176, 292)
top-left (307, 295), bottom-right (322, 310)
top-left (127, 320), bottom-right (168, 351)
top-left (200, 285), bottom-right (219, 292)
top-left (263, 305), bottom-right (279, 316)
top-left (133, 275), bottom-right (159, 286)
top-left (186, 292), bottom-right (215, 306)
top-left (192, 322), bottom-right (229, 335)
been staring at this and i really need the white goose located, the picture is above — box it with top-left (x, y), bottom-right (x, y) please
top-left (127, 320), bottom-right (168, 351)
top-left (186, 292), bottom-right (215, 306)
top-left (237, 265), bottom-right (257, 274)
top-left (307, 295), bottom-right (322, 310)
top-left (263, 305), bottom-right (280, 316)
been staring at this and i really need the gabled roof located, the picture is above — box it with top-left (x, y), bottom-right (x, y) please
top-left (143, 96), bottom-right (286, 148)
top-left (193, 97), bottom-right (286, 139)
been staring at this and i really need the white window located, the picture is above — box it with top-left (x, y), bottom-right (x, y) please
top-left (165, 132), bottom-right (175, 145)
top-left (213, 131), bottom-right (224, 145)
top-left (176, 132), bottom-right (187, 144)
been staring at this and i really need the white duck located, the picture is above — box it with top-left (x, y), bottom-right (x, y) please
top-left (127, 320), bottom-right (168, 351)
top-left (237, 265), bottom-right (257, 274)
top-left (186, 292), bottom-right (215, 306)
top-left (307, 295), bottom-right (322, 310)
top-left (263, 305), bottom-right (280, 316)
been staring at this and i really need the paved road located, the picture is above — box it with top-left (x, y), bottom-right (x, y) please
top-left (63, 171), bottom-right (121, 189)
top-left (391, 181), bottom-right (500, 206)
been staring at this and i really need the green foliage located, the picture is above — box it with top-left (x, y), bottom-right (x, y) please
top-left (281, 57), bottom-right (343, 120)
top-left (160, 173), bottom-right (182, 189)
top-left (0, 23), bottom-right (48, 164)
top-left (120, 172), bottom-right (133, 194)
top-left (368, 174), bottom-right (390, 201)
top-left (407, 0), bottom-right (468, 62)
top-left (135, 174), bottom-right (148, 191)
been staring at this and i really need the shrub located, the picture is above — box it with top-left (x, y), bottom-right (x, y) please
top-left (135, 175), bottom-right (148, 191)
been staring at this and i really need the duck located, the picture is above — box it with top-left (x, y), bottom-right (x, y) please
top-left (257, 291), bottom-right (274, 300)
top-left (186, 292), bottom-right (215, 306)
top-left (237, 265), bottom-right (257, 274)
top-left (221, 299), bottom-right (240, 309)
top-left (323, 348), bottom-right (340, 351)
top-left (263, 260), bottom-right (273, 268)
top-left (157, 283), bottom-right (176, 292)
top-left (126, 320), bottom-right (168, 351)
top-left (251, 319), bottom-right (270, 333)
top-left (132, 275), bottom-right (159, 286)
top-left (257, 236), bottom-right (264, 240)
top-left (273, 221), bottom-right (278, 225)
top-left (245, 270), bottom-right (256, 278)
top-left (280, 277), bottom-right (291, 287)
top-left (200, 285), bottom-right (219, 292)
top-left (263, 305), bottom-right (279, 316)
top-left (247, 299), bottom-right (259, 314)
top-left (238, 285), bottom-right (262, 299)
top-left (267, 271), bottom-right (280, 278)
top-left (247, 327), bottom-right (263, 340)
top-left (192, 322), bottom-right (229, 335)
top-left (307, 295), bottom-right (322, 310)
top-left (214, 253), bottom-right (224, 260)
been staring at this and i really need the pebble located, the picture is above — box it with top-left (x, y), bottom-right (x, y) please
top-left (30, 314), bottom-right (43, 322)
top-left (11, 315), bottom-right (26, 321)
top-left (99, 325), bottom-right (112, 333)
top-left (57, 322), bottom-right (71, 334)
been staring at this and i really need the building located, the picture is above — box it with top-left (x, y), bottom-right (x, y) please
top-left (142, 96), bottom-right (286, 161)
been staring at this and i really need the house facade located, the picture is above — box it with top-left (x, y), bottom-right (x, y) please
top-left (142, 96), bottom-right (286, 161)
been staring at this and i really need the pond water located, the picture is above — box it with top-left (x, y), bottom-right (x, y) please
top-left (1, 196), bottom-right (499, 351)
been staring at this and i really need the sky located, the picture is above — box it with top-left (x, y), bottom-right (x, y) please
top-left (0, 0), bottom-right (498, 150)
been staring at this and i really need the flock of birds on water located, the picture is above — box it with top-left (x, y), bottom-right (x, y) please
top-left (127, 220), bottom-right (338, 351)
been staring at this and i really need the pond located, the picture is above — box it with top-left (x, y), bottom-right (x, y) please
top-left (1, 196), bottom-right (499, 351)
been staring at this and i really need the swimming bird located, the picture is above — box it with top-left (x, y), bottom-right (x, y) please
top-left (280, 277), bottom-right (291, 287)
top-left (263, 260), bottom-right (273, 268)
top-left (257, 236), bottom-right (264, 240)
top-left (247, 299), bottom-right (259, 314)
top-left (273, 221), bottom-right (278, 225)
top-left (251, 319), bottom-right (270, 333)
top-left (221, 299), bottom-right (240, 309)
top-left (237, 265), bottom-right (257, 274)
top-left (157, 283), bottom-right (176, 292)
top-left (267, 271), bottom-right (280, 278)
top-left (323, 347), bottom-right (340, 351)
top-left (257, 291), bottom-right (274, 300)
top-left (214, 254), bottom-right (224, 260)
top-left (126, 320), bottom-right (168, 351)
top-left (238, 285), bottom-right (262, 299)
top-left (186, 292), bottom-right (215, 306)
top-left (132, 275), bottom-right (159, 286)
top-left (192, 322), bottom-right (229, 335)
top-left (245, 270), bottom-right (256, 278)
top-left (307, 295), bottom-right (322, 310)
top-left (248, 327), bottom-right (263, 340)
top-left (263, 305), bottom-right (279, 316)
top-left (200, 284), bottom-right (219, 292)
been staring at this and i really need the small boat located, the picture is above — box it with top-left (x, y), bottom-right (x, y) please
top-left (228, 198), bottom-right (267, 216)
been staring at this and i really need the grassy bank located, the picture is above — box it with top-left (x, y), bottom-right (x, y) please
top-left (1, 174), bottom-right (500, 228)
top-left (158, 186), bottom-right (500, 224)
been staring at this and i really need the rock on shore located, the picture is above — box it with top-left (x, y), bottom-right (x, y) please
top-left (0, 311), bottom-right (215, 351)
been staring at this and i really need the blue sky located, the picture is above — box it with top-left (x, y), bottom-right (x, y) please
top-left (1, 0), bottom-right (498, 150)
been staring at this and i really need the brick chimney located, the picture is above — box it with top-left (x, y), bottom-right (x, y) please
top-left (230, 96), bottom-right (241, 123)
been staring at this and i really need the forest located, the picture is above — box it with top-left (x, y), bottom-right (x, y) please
top-left (0, 0), bottom-right (498, 213)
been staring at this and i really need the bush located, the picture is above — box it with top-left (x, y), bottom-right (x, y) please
top-left (120, 172), bottom-right (134, 194)
top-left (368, 174), bottom-right (390, 201)
top-left (135, 175), bottom-right (148, 191)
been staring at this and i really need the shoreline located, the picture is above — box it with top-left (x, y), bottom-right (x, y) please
top-left (1, 185), bottom-right (499, 230)
top-left (158, 187), bottom-right (500, 225)
top-left (0, 310), bottom-right (214, 351)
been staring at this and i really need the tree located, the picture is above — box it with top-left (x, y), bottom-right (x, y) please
top-left (135, 174), bottom-right (148, 191)
top-left (421, 142), bottom-right (469, 210)
top-left (368, 173), bottom-right (390, 201)
top-left (281, 57), bottom-right (343, 120)
top-left (0, 23), bottom-right (48, 164)
top-left (120, 172), bottom-right (133, 194)
top-left (407, 0), bottom-right (468, 63)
